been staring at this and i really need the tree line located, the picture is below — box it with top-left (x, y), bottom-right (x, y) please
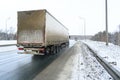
top-left (91, 27), bottom-right (120, 46)
top-left (0, 27), bottom-right (16, 40)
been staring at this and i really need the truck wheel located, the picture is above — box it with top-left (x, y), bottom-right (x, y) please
top-left (56, 46), bottom-right (60, 53)
top-left (55, 46), bottom-right (58, 53)
top-left (50, 46), bottom-right (55, 55)
top-left (45, 47), bottom-right (50, 55)
top-left (53, 46), bottom-right (56, 54)
top-left (58, 46), bottom-right (61, 52)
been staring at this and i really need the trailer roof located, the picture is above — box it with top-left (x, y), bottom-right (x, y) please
top-left (45, 10), bottom-right (68, 30)
top-left (18, 9), bottom-right (69, 31)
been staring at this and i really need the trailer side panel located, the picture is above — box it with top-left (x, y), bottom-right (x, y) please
top-left (45, 12), bottom-right (69, 46)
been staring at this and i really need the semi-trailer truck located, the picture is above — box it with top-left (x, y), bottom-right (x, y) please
top-left (17, 9), bottom-right (69, 55)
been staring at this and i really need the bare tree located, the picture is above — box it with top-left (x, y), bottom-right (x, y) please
top-left (0, 28), bottom-right (16, 40)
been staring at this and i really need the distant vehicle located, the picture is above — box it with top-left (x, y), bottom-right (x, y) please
top-left (17, 9), bottom-right (69, 55)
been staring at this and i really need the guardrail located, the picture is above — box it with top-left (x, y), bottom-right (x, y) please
top-left (84, 44), bottom-right (120, 80)
top-left (0, 44), bottom-right (16, 47)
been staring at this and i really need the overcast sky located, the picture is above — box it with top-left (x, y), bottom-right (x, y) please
top-left (0, 0), bottom-right (120, 35)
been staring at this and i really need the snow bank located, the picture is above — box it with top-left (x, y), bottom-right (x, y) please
top-left (0, 40), bottom-right (17, 52)
top-left (0, 46), bottom-right (17, 52)
top-left (0, 40), bottom-right (16, 45)
top-left (82, 40), bottom-right (120, 72)
top-left (57, 41), bottom-right (112, 80)
top-left (71, 42), bottom-right (112, 80)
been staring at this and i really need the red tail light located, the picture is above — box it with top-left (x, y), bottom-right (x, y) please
top-left (18, 48), bottom-right (24, 50)
top-left (39, 48), bottom-right (45, 53)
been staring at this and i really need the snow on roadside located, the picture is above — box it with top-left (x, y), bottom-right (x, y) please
top-left (0, 40), bottom-right (16, 45)
top-left (57, 41), bottom-right (113, 80)
top-left (0, 46), bottom-right (17, 52)
top-left (82, 40), bottom-right (120, 72)
top-left (0, 40), bottom-right (17, 52)
top-left (71, 42), bottom-right (112, 80)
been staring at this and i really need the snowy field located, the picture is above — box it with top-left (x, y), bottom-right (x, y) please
top-left (82, 40), bottom-right (120, 72)
top-left (0, 40), bottom-right (16, 45)
top-left (0, 40), bottom-right (17, 52)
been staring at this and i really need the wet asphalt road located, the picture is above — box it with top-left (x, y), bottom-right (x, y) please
top-left (0, 41), bottom-right (75, 80)
top-left (34, 42), bottom-right (77, 80)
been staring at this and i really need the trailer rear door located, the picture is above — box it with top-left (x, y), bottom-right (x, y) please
top-left (17, 10), bottom-right (45, 45)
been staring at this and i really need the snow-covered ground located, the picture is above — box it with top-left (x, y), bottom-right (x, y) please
top-left (57, 41), bottom-right (113, 80)
top-left (82, 40), bottom-right (120, 72)
top-left (0, 40), bottom-right (17, 52)
top-left (0, 40), bottom-right (16, 45)
top-left (1, 40), bottom-right (119, 80)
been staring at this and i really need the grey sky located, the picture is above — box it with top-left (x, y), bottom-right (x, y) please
top-left (0, 0), bottom-right (120, 35)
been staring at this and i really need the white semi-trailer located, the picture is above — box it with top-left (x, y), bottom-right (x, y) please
top-left (17, 9), bottom-right (69, 55)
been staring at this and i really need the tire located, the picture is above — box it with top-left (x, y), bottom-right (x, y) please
top-left (56, 45), bottom-right (60, 53)
top-left (45, 47), bottom-right (50, 55)
top-left (50, 46), bottom-right (55, 55)
top-left (55, 46), bottom-right (58, 53)
top-left (53, 46), bottom-right (56, 54)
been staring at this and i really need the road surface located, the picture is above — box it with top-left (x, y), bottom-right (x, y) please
top-left (0, 40), bottom-right (75, 80)
top-left (0, 40), bottom-right (112, 80)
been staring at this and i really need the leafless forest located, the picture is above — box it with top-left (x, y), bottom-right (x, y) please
top-left (0, 27), bottom-right (16, 40)
top-left (91, 26), bottom-right (120, 46)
